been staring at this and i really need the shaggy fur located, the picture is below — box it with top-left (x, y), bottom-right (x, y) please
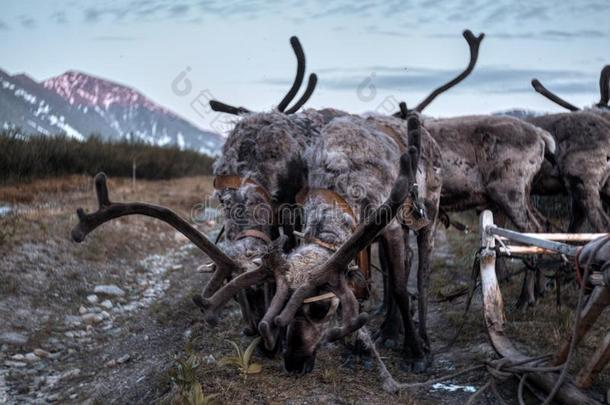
top-left (527, 111), bottom-right (610, 231)
top-left (279, 115), bottom-right (443, 373)
top-left (424, 114), bottom-right (549, 232)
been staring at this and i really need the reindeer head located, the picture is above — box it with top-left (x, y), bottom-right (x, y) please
top-left (531, 65), bottom-right (610, 119)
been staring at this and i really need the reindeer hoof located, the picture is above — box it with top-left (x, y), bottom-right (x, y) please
top-left (400, 355), bottom-right (431, 374)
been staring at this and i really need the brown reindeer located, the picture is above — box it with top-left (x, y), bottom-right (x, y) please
top-left (528, 66), bottom-right (610, 232)
top-left (394, 30), bottom-right (555, 233)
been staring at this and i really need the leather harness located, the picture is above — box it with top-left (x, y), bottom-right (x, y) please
top-left (296, 187), bottom-right (371, 300)
top-left (214, 175), bottom-right (371, 301)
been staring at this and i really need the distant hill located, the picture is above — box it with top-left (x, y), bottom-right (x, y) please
top-left (0, 69), bottom-right (223, 156)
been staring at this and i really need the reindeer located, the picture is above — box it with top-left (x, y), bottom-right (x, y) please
top-left (527, 66), bottom-right (610, 232)
top-left (391, 30), bottom-right (555, 233)
top-left (385, 30), bottom-right (558, 310)
top-left (196, 114), bottom-right (437, 374)
top-left (194, 37), bottom-right (353, 344)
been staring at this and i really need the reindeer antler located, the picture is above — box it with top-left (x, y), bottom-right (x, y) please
top-left (193, 235), bottom-right (288, 327)
top-left (531, 79), bottom-right (580, 112)
top-left (278, 36), bottom-right (307, 112)
top-left (597, 65), bottom-right (610, 108)
top-left (209, 36), bottom-right (317, 116)
top-left (209, 100), bottom-right (251, 115)
top-left (414, 29), bottom-right (485, 112)
top-left (73, 172), bottom-right (240, 296)
top-left (274, 149), bottom-right (418, 328)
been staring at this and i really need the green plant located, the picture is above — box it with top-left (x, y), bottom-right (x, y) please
top-left (169, 350), bottom-right (218, 405)
top-left (218, 337), bottom-right (262, 377)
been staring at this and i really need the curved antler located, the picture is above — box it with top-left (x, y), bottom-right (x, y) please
top-left (193, 236), bottom-right (288, 327)
top-left (284, 73), bottom-right (318, 114)
top-left (324, 275), bottom-right (369, 342)
top-left (597, 65), bottom-right (610, 108)
top-left (414, 29), bottom-right (485, 112)
top-left (209, 100), bottom-right (251, 116)
top-left (73, 173), bottom-right (239, 271)
top-left (277, 36), bottom-right (307, 112)
top-left (531, 79), bottom-right (580, 112)
top-left (274, 150), bottom-right (418, 327)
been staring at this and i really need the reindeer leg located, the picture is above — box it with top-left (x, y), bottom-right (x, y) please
top-left (382, 225), bottom-right (427, 372)
top-left (374, 237), bottom-right (403, 349)
top-left (566, 178), bottom-right (610, 232)
top-left (416, 222), bottom-right (435, 356)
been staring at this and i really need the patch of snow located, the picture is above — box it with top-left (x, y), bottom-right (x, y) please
top-left (431, 383), bottom-right (476, 393)
top-left (177, 132), bottom-right (185, 150)
top-left (14, 88), bottom-right (36, 104)
top-left (0, 204), bottom-right (12, 218)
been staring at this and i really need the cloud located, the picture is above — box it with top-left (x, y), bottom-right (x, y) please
top-left (0, 20), bottom-right (8, 30)
top-left (19, 15), bottom-right (36, 29)
top-left (92, 35), bottom-right (137, 42)
top-left (51, 11), bottom-right (67, 25)
top-left (263, 65), bottom-right (597, 96)
top-left (84, 7), bottom-right (102, 22)
top-left (169, 4), bottom-right (190, 17)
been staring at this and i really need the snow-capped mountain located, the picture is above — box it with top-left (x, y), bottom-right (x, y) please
top-left (0, 69), bottom-right (223, 155)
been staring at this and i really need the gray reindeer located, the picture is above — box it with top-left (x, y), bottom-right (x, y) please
top-left (528, 66), bottom-right (610, 232)
top-left (198, 114), bottom-right (436, 374)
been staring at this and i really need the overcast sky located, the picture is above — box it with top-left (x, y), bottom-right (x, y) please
top-left (1, 0), bottom-right (609, 132)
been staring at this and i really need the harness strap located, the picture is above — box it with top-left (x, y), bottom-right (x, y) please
top-left (303, 292), bottom-right (337, 304)
top-left (213, 175), bottom-right (273, 205)
top-left (235, 229), bottom-right (272, 245)
top-left (297, 187), bottom-right (371, 299)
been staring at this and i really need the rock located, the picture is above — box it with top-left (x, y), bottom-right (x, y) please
top-left (79, 306), bottom-right (88, 315)
top-left (60, 368), bottom-right (80, 380)
top-left (171, 264), bottom-right (183, 271)
top-left (4, 360), bottom-right (27, 368)
top-left (104, 359), bottom-right (117, 368)
top-left (86, 325), bottom-right (94, 334)
top-left (204, 354), bottom-right (216, 364)
top-left (11, 354), bottom-right (25, 361)
top-left (1, 344), bottom-right (8, 352)
top-left (64, 315), bottom-right (82, 326)
top-left (34, 349), bottom-right (50, 358)
top-left (117, 354), bottom-right (130, 364)
top-left (100, 311), bottom-right (110, 320)
top-left (64, 331), bottom-right (75, 338)
top-left (100, 300), bottom-right (113, 309)
top-left (0, 331), bottom-right (28, 346)
top-left (24, 352), bottom-right (39, 362)
top-left (81, 313), bottom-right (103, 325)
top-left (86, 294), bottom-right (99, 304)
top-left (94, 285), bottom-right (125, 297)
top-left (46, 393), bottom-right (60, 402)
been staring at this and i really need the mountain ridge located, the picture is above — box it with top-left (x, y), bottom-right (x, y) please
top-left (0, 68), bottom-right (223, 155)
